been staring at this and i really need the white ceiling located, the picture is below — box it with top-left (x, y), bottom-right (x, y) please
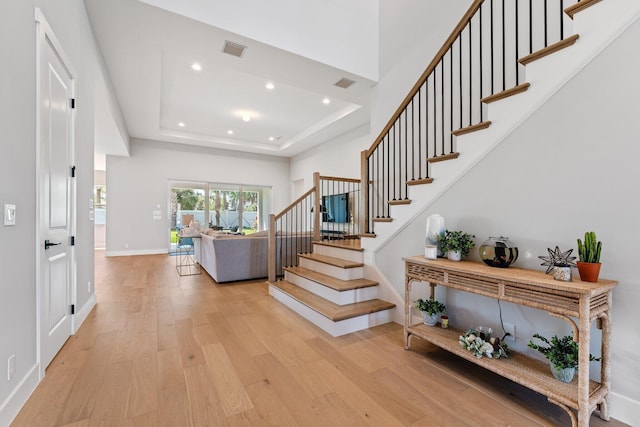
top-left (85, 0), bottom-right (379, 160)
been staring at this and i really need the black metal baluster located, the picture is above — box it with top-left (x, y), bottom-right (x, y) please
top-left (529, 0), bottom-right (533, 54)
top-left (491, 0), bottom-right (495, 94)
top-left (411, 97), bottom-right (415, 181)
top-left (560, 0), bottom-right (564, 40)
top-left (418, 85), bottom-right (423, 179)
top-left (441, 60), bottom-right (445, 155)
top-left (433, 70), bottom-right (436, 156)
top-left (392, 123), bottom-right (396, 201)
top-left (516, 0), bottom-right (519, 85)
top-left (385, 133), bottom-right (389, 217)
top-left (459, 35), bottom-right (463, 130)
top-left (450, 48), bottom-right (454, 153)
top-left (404, 103), bottom-right (408, 197)
top-left (480, 3), bottom-right (483, 122)
top-left (469, 18), bottom-right (473, 126)
top-left (544, 0), bottom-right (548, 47)
top-left (502, 0), bottom-right (506, 91)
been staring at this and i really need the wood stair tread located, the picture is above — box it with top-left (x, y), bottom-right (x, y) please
top-left (452, 121), bottom-right (491, 136)
top-left (270, 280), bottom-right (395, 322)
top-left (406, 177), bottom-right (434, 186)
top-left (372, 217), bottom-right (393, 223)
top-left (313, 240), bottom-right (363, 252)
top-left (565, 0), bottom-right (602, 19)
top-left (481, 83), bottom-right (530, 104)
top-left (519, 34), bottom-right (579, 65)
top-left (388, 199), bottom-right (411, 206)
top-left (284, 266), bottom-right (378, 291)
top-left (428, 152), bottom-right (460, 163)
top-left (298, 253), bottom-right (364, 268)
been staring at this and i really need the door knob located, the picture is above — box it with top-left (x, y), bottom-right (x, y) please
top-left (44, 240), bottom-right (61, 250)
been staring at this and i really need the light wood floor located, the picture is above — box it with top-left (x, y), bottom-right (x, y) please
top-left (12, 252), bottom-right (628, 426)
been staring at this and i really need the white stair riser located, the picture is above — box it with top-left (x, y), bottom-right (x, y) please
top-left (299, 258), bottom-right (363, 280)
top-left (312, 244), bottom-right (363, 263)
top-left (284, 271), bottom-right (379, 305)
top-left (269, 285), bottom-right (394, 337)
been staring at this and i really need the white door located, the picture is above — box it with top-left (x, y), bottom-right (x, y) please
top-left (38, 20), bottom-right (75, 369)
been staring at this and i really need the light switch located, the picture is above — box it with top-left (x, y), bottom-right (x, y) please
top-left (4, 204), bottom-right (16, 226)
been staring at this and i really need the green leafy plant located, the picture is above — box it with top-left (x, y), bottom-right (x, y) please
top-left (528, 333), bottom-right (600, 369)
top-left (414, 297), bottom-right (446, 315)
top-left (438, 230), bottom-right (476, 257)
top-left (459, 329), bottom-right (509, 359)
top-left (577, 231), bottom-right (602, 263)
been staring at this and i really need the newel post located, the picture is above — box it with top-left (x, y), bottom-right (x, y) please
top-left (313, 172), bottom-right (321, 242)
top-left (268, 213), bottom-right (276, 282)
top-left (360, 150), bottom-right (369, 235)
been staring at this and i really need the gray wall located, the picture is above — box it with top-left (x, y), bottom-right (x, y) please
top-left (0, 0), bottom-right (118, 422)
top-left (106, 139), bottom-right (290, 255)
top-left (375, 18), bottom-right (640, 421)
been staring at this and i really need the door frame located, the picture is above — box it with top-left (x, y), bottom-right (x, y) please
top-left (35, 8), bottom-right (77, 379)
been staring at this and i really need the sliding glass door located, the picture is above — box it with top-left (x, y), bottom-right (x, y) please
top-left (168, 181), bottom-right (271, 249)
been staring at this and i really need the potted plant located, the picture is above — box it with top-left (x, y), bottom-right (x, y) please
top-left (538, 246), bottom-right (577, 282)
top-left (438, 230), bottom-right (475, 261)
top-left (577, 231), bottom-right (602, 282)
top-left (528, 333), bottom-right (600, 383)
top-left (414, 297), bottom-right (446, 326)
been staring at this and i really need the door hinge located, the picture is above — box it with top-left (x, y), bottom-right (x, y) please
top-left (70, 98), bottom-right (76, 109)
top-left (71, 165), bottom-right (76, 177)
top-left (70, 304), bottom-right (75, 315)
top-left (70, 236), bottom-right (75, 246)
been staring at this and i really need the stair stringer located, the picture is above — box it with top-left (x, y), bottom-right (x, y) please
top-left (362, 0), bottom-right (640, 257)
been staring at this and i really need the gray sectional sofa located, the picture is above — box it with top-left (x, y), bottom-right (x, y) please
top-left (194, 231), bottom-right (312, 283)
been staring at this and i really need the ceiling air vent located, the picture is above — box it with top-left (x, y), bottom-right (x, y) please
top-left (222, 40), bottom-right (246, 58)
top-left (334, 77), bottom-right (356, 89)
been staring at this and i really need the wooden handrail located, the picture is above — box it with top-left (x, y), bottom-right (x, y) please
top-left (318, 175), bottom-right (360, 184)
top-left (273, 187), bottom-right (316, 222)
top-left (366, 0), bottom-right (484, 158)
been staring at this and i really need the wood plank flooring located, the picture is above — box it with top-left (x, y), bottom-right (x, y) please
top-left (12, 252), bottom-right (628, 426)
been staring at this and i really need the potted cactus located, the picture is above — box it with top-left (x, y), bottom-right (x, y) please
top-left (577, 231), bottom-right (602, 282)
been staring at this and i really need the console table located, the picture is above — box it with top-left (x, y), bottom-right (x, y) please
top-left (403, 256), bottom-right (618, 427)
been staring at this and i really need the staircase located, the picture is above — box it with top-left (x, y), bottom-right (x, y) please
top-left (268, 240), bottom-right (395, 337)
top-left (268, 0), bottom-right (640, 336)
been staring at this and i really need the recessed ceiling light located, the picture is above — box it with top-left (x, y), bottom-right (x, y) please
top-left (227, 130), bottom-right (234, 135)
top-left (268, 136), bottom-right (275, 141)
top-left (191, 63), bottom-right (202, 71)
top-left (322, 98), bottom-right (331, 105)
top-left (265, 82), bottom-right (275, 90)
top-left (178, 122), bottom-right (185, 127)
top-left (242, 114), bottom-right (251, 122)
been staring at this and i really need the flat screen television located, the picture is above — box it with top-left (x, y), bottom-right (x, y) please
top-left (322, 193), bottom-right (350, 223)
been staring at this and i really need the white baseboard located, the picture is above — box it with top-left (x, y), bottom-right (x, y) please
top-left (73, 293), bottom-right (96, 333)
top-left (0, 364), bottom-right (40, 426)
top-left (105, 248), bottom-right (168, 257)
top-left (610, 392), bottom-right (640, 426)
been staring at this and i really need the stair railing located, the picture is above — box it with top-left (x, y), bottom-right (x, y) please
top-left (361, 0), bottom-right (574, 235)
top-left (268, 172), bottom-right (361, 281)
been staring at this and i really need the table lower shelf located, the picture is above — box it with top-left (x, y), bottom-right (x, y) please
top-left (406, 323), bottom-right (604, 411)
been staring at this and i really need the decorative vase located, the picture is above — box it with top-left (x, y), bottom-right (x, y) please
top-left (577, 261), bottom-right (601, 282)
top-left (447, 250), bottom-right (462, 261)
top-left (550, 362), bottom-right (576, 383)
top-left (552, 266), bottom-right (572, 282)
top-left (421, 311), bottom-right (439, 326)
top-left (426, 214), bottom-right (445, 257)
top-left (479, 236), bottom-right (519, 268)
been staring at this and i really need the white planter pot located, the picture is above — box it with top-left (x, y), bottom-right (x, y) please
top-left (447, 250), bottom-right (462, 261)
top-left (421, 311), bottom-right (439, 326)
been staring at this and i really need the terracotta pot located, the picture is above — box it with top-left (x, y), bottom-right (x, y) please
top-left (577, 261), bottom-right (601, 282)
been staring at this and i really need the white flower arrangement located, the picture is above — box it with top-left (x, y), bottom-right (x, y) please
top-left (459, 329), bottom-right (509, 359)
